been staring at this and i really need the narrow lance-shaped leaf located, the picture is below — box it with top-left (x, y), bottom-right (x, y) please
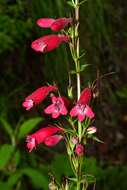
top-left (22, 168), bottom-right (48, 190)
top-left (0, 144), bottom-right (14, 170)
top-left (17, 117), bottom-right (43, 140)
top-left (0, 117), bottom-right (14, 139)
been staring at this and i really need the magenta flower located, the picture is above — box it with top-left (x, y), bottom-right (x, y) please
top-left (22, 85), bottom-right (57, 110)
top-left (37, 17), bottom-right (72, 31)
top-left (75, 144), bottom-right (84, 156)
top-left (44, 96), bottom-right (68, 118)
top-left (31, 34), bottom-right (69, 53)
top-left (70, 88), bottom-right (94, 122)
top-left (26, 126), bottom-right (63, 152)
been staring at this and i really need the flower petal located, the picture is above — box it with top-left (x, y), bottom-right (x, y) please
top-left (26, 136), bottom-right (36, 152)
top-left (44, 135), bottom-right (63, 146)
top-left (78, 113), bottom-right (85, 122)
top-left (52, 112), bottom-right (60, 118)
top-left (51, 18), bottom-right (72, 31)
top-left (31, 39), bottom-right (47, 52)
top-left (85, 105), bottom-right (95, 118)
top-left (44, 104), bottom-right (55, 114)
top-left (22, 99), bottom-right (34, 110)
top-left (36, 18), bottom-right (55, 28)
top-left (78, 88), bottom-right (92, 105)
top-left (31, 35), bottom-right (69, 53)
top-left (23, 85), bottom-right (57, 109)
top-left (30, 126), bottom-right (62, 145)
top-left (70, 105), bottom-right (78, 117)
top-left (60, 105), bottom-right (68, 115)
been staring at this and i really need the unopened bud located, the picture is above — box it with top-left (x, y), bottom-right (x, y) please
top-left (87, 126), bottom-right (97, 134)
top-left (67, 86), bottom-right (73, 99)
top-left (71, 136), bottom-right (78, 145)
top-left (49, 182), bottom-right (58, 190)
top-left (75, 144), bottom-right (84, 156)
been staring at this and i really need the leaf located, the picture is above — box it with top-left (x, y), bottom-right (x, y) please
top-left (0, 144), bottom-right (14, 170)
top-left (18, 117), bottom-right (43, 140)
top-left (70, 70), bottom-right (77, 74)
top-left (78, 52), bottom-right (86, 60)
top-left (0, 117), bottom-right (13, 138)
top-left (83, 158), bottom-right (103, 180)
top-left (22, 168), bottom-right (48, 190)
top-left (8, 168), bottom-right (48, 190)
top-left (78, 0), bottom-right (87, 6)
top-left (50, 154), bottom-right (73, 181)
top-left (67, 1), bottom-right (75, 7)
top-left (80, 64), bottom-right (91, 72)
top-left (0, 181), bottom-right (11, 190)
top-left (7, 172), bottom-right (22, 188)
top-left (92, 136), bottom-right (104, 143)
top-left (12, 150), bottom-right (20, 167)
top-left (83, 174), bottom-right (96, 184)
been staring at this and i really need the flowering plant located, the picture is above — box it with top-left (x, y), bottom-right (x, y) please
top-left (22, 0), bottom-right (100, 189)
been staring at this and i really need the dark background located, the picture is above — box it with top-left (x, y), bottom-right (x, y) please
top-left (0, 0), bottom-right (127, 189)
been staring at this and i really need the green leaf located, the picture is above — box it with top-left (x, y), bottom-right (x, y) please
top-left (12, 150), bottom-right (20, 167)
top-left (18, 117), bottom-right (43, 140)
top-left (67, 1), bottom-right (76, 8)
top-left (78, 0), bottom-right (87, 6)
top-left (7, 172), bottom-right (22, 188)
top-left (0, 117), bottom-right (13, 138)
top-left (0, 144), bottom-right (14, 170)
top-left (50, 154), bottom-right (73, 181)
top-left (8, 168), bottom-right (48, 190)
top-left (0, 181), bottom-right (11, 190)
top-left (92, 136), bottom-right (104, 143)
top-left (78, 52), bottom-right (86, 60)
top-left (80, 64), bottom-right (91, 72)
top-left (83, 174), bottom-right (96, 184)
top-left (22, 168), bottom-right (48, 190)
top-left (83, 158), bottom-right (103, 180)
top-left (70, 70), bottom-right (77, 74)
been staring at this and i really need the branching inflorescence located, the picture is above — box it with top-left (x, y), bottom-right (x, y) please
top-left (22, 1), bottom-right (99, 189)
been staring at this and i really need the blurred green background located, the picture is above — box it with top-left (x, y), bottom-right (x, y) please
top-left (0, 0), bottom-right (127, 189)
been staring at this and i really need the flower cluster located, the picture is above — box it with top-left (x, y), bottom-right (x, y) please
top-left (23, 85), bottom-right (95, 153)
top-left (31, 17), bottom-right (71, 53)
top-left (23, 17), bottom-right (96, 158)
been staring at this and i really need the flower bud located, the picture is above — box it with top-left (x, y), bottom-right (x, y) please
top-left (71, 136), bottom-right (78, 145)
top-left (87, 126), bottom-right (97, 134)
top-left (75, 144), bottom-right (84, 156)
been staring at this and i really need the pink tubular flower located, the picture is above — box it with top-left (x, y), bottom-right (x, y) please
top-left (36, 17), bottom-right (72, 31)
top-left (22, 85), bottom-right (57, 110)
top-left (70, 88), bottom-right (94, 122)
top-left (75, 144), bottom-right (84, 156)
top-left (44, 96), bottom-right (68, 118)
top-left (26, 126), bottom-right (63, 152)
top-left (31, 34), bottom-right (69, 53)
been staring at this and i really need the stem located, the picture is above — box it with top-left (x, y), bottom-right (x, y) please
top-left (75, 0), bottom-right (80, 100)
top-left (74, 0), bottom-right (82, 142)
top-left (75, 1), bottom-right (83, 190)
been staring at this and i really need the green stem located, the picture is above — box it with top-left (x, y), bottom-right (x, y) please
top-left (74, 0), bottom-right (82, 142)
top-left (75, 1), bottom-right (83, 190)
